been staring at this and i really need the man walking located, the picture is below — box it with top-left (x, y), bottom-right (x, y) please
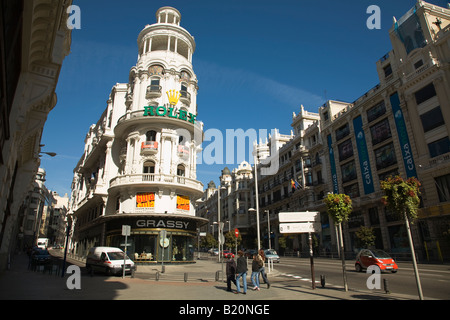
top-left (226, 255), bottom-right (237, 292)
top-left (235, 250), bottom-right (247, 294)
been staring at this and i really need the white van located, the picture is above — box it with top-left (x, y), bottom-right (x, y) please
top-left (86, 247), bottom-right (136, 276)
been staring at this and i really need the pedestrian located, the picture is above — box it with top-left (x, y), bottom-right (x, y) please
top-left (235, 250), bottom-right (247, 294)
top-left (258, 249), bottom-right (270, 289)
top-left (225, 254), bottom-right (237, 292)
top-left (251, 254), bottom-right (261, 291)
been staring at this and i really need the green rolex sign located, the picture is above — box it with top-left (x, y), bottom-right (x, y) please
top-left (143, 106), bottom-right (197, 124)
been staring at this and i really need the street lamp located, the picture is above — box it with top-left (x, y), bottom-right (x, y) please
top-left (265, 210), bottom-right (271, 250)
top-left (249, 208), bottom-right (260, 251)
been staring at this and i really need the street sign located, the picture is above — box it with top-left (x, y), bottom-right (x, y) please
top-left (279, 211), bottom-right (319, 223)
top-left (122, 225), bottom-right (131, 236)
top-left (234, 228), bottom-right (239, 238)
top-left (279, 222), bottom-right (320, 234)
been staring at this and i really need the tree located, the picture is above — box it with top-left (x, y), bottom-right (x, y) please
top-left (355, 226), bottom-right (376, 248)
top-left (380, 175), bottom-right (423, 300)
top-left (224, 231), bottom-right (241, 252)
top-left (201, 233), bottom-right (217, 249)
top-left (324, 193), bottom-right (352, 291)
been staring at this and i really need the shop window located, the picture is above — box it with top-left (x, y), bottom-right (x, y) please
top-left (338, 139), bottom-right (354, 161)
top-left (370, 118), bottom-right (392, 145)
top-left (367, 101), bottom-right (386, 123)
top-left (343, 183), bottom-right (360, 199)
top-left (428, 136), bottom-right (450, 158)
top-left (435, 173), bottom-right (450, 202)
top-left (369, 207), bottom-right (380, 225)
top-left (341, 160), bottom-right (357, 183)
top-left (420, 106), bottom-right (445, 133)
top-left (378, 168), bottom-right (399, 183)
top-left (335, 123), bottom-right (350, 141)
top-left (374, 143), bottom-right (397, 170)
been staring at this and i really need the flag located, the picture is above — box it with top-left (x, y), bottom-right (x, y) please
top-left (291, 179), bottom-right (301, 190)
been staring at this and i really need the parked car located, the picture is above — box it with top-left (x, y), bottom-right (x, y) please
top-left (355, 249), bottom-right (398, 273)
top-left (244, 249), bottom-right (257, 258)
top-left (264, 249), bottom-right (280, 263)
top-left (222, 250), bottom-right (234, 258)
top-left (31, 249), bottom-right (52, 265)
top-left (86, 247), bottom-right (136, 276)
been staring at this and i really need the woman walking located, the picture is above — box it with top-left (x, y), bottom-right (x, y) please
top-left (251, 254), bottom-right (261, 291)
top-left (258, 249), bottom-right (271, 289)
top-left (235, 250), bottom-right (247, 294)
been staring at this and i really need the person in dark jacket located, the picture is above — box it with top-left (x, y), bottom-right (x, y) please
top-left (235, 250), bottom-right (247, 294)
top-left (259, 249), bottom-right (271, 289)
top-left (225, 255), bottom-right (237, 292)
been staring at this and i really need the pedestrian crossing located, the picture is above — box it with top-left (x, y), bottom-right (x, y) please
top-left (279, 273), bottom-right (341, 288)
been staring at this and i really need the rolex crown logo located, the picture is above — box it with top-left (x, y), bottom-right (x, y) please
top-left (166, 90), bottom-right (180, 106)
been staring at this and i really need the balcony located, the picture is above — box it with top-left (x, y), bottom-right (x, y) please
top-left (146, 85), bottom-right (162, 99)
top-left (177, 145), bottom-right (189, 158)
top-left (141, 141), bottom-right (158, 154)
top-left (109, 173), bottom-right (204, 194)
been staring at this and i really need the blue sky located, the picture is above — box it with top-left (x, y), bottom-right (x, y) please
top-left (40, 0), bottom-right (448, 196)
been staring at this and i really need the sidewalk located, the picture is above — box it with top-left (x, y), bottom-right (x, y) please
top-left (0, 252), bottom-right (423, 300)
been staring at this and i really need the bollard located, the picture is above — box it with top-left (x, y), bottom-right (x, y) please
top-left (383, 278), bottom-right (390, 294)
top-left (131, 269), bottom-right (135, 278)
top-left (156, 271), bottom-right (160, 281)
top-left (161, 265), bottom-right (165, 273)
top-left (215, 270), bottom-right (221, 282)
top-left (320, 274), bottom-right (326, 288)
top-left (184, 272), bottom-right (188, 282)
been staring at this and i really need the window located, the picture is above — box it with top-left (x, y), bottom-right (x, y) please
top-left (338, 139), bottom-right (353, 161)
top-left (335, 123), bottom-right (350, 141)
top-left (383, 64), bottom-right (392, 78)
top-left (143, 161), bottom-right (155, 174)
top-left (415, 83), bottom-right (436, 105)
top-left (344, 183), bottom-right (360, 200)
top-left (428, 136), bottom-right (450, 158)
top-left (420, 106), bottom-right (445, 132)
top-left (146, 130), bottom-right (157, 142)
top-left (370, 118), bottom-right (392, 145)
top-left (414, 60), bottom-right (424, 69)
top-left (435, 174), bottom-right (450, 202)
top-left (367, 101), bottom-right (386, 123)
top-left (341, 161), bottom-right (357, 183)
top-left (378, 169), bottom-right (399, 183)
top-left (374, 143), bottom-right (397, 170)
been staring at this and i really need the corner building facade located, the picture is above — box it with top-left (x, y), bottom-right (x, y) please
top-left (69, 7), bottom-right (207, 263)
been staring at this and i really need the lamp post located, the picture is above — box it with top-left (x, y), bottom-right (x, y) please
top-left (249, 208), bottom-right (260, 251)
top-left (265, 210), bottom-right (271, 250)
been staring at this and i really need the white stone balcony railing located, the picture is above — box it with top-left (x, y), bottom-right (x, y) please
top-left (109, 173), bottom-right (203, 192)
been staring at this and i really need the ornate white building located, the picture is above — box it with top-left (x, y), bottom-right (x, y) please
top-left (70, 7), bottom-right (207, 263)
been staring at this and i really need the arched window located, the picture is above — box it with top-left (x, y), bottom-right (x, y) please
top-left (177, 165), bottom-right (185, 176)
top-left (146, 130), bottom-right (157, 142)
top-left (143, 161), bottom-right (155, 174)
top-left (177, 164), bottom-right (185, 184)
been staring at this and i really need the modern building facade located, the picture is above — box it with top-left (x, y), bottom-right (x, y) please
top-left (69, 7), bottom-right (207, 263)
top-left (0, 0), bottom-right (73, 271)
top-left (198, 1), bottom-right (450, 261)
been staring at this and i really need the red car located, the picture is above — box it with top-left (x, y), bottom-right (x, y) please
top-left (355, 249), bottom-right (398, 273)
top-left (222, 250), bottom-right (235, 258)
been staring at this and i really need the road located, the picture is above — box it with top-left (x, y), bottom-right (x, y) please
top-left (272, 257), bottom-right (450, 300)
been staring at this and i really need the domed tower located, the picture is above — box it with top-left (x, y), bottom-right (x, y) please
top-left (101, 7), bottom-right (205, 263)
